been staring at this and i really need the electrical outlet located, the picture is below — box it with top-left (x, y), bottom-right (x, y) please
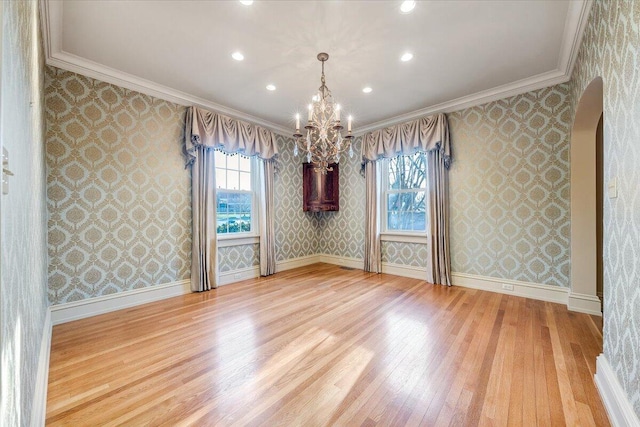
top-left (502, 283), bottom-right (514, 291)
top-left (234, 273), bottom-right (241, 280)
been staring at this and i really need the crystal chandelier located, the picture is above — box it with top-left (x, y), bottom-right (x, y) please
top-left (293, 52), bottom-right (354, 173)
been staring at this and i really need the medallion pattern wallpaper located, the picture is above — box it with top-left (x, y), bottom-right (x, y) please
top-left (45, 67), bottom-right (192, 304)
top-left (274, 135), bottom-right (321, 261)
top-left (1, 1), bottom-right (49, 426)
top-left (448, 85), bottom-right (572, 288)
top-left (568, 0), bottom-right (640, 415)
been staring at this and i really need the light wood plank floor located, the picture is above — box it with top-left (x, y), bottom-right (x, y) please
top-left (46, 264), bottom-right (609, 426)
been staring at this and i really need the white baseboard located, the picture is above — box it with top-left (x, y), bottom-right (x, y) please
top-left (452, 271), bottom-right (569, 304)
top-left (595, 354), bottom-right (640, 427)
top-left (382, 262), bottom-right (427, 279)
top-left (318, 254), bottom-right (364, 270)
top-left (275, 254), bottom-right (322, 272)
top-left (218, 266), bottom-right (260, 286)
top-left (30, 309), bottom-right (52, 427)
top-left (50, 280), bottom-right (191, 325)
top-left (568, 291), bottom-right (602, 316)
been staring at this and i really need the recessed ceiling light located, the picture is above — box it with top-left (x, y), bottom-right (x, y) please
top-left (266, 84), bottom-right (276, 91)
top-left (401, 52), bottom-right (414, 62)
top-left (400, 1), bottom-right (416, 14)
top-left (231, 51), bottom-right (244, 61)
top-left (362, 87), bottom-right (373, 94)
top-left (239, 0), bottom-right (253, 5)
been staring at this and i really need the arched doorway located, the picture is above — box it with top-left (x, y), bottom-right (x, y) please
top-left (569, 77), bottom-right (603, 315)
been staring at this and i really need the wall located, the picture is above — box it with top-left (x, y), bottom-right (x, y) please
top-left (317, 137), bottom-right (365, 260)
top-left (448, 85), bottom-right (572, 287)
top-left (331, 85), bottom-right (573, 290)
top-left (569, 0), bottom-right (640, 416)
top-left (0, 1), bottom-right (49, 425)
top-left (274, 135), bottom-right (321, 262)
top-left (45, 67), bottom-right (191, 305)
top-left (45, 69), bottom-right (323, 302)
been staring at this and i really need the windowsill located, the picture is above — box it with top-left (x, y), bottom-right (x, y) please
top-left (380, 232), bottom-right (428, 244)
top-left (217, 234), bottom-right (260, 247)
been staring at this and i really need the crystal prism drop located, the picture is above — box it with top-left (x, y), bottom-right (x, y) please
top-left (293, 144), bottom-right (298, 157)
top-left (307, 153), bottom-right (311, 163)
top-left (349, 145), bottom-right (354, 158)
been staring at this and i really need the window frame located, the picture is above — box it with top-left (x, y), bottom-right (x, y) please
top-left (380, 152), bottom-right (429, 242)
top-left (214, 151), bottom-right (260, 242)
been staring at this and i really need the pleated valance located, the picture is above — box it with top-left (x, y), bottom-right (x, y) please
top-left (185, 106), bottom-right (279, 165)
top-left (362, 113), bottom-right (451, 168)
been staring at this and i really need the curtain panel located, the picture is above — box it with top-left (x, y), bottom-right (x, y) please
top-left (361, 112), bottom-right (452, 286)
top-left (259, 159), bottom-right (277, 276)
top-left (364, 161), bottom-right (381, 273)
top-left (185, 106), bottom-right (279, 292)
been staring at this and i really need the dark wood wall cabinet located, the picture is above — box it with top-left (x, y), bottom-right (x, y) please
top-left (302, 162), bottom-right (339, 212)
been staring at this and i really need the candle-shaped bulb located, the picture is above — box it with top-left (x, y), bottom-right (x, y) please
top-left (308, 104), bottom-right (313, 121)
top-left (348, 115), bottom-right (352, 132)
top-left (335, 104), bottom-right (341, 121)
top-left (295, 113), bottom-right (300, 131)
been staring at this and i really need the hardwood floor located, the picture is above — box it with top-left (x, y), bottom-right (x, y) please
top-left (46, 264), bottom-right (609, 426)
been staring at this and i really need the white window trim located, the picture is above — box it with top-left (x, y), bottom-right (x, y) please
top-left (380, 232), bottom-right (428, 244)
top-left (380, 156), bottom-right (428, 237)
top-left (215, 154), bottom-right (260, 242)
top-left (217, 235), bottom-right (260, 247)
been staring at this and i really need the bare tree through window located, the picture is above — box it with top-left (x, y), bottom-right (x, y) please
top-left (385, 152), bottom-right (428, 231)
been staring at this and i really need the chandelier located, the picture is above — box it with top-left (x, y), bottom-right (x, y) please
top-left (293, 52), bottom-right (354, 173)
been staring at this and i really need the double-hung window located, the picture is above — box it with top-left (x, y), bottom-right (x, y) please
top-left (382, 152), bottom-right (428, 234)
top-left (214, 151), bottom-right (257, 236)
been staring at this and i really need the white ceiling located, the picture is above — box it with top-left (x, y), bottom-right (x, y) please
top-left (42, 0), bottom-right (590, 135)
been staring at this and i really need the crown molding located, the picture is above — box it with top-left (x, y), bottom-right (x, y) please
top-left (559, 0), bottom-right (593, 78)
top-left (47, 51), bottom-right (293, 136)
top-left (40, 0), bottom-right (593, 138)
top-left (354, 68), bottom-right (569, 135)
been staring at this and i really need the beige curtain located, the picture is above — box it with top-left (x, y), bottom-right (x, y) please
top-left (259, 159), bottom-right (276, 276)
top-left (190, 145), bottom-right (217, 291)
top-left (427, 150), bottom-right (451, 286)
top-left (362, 113), bottom-right (451, 167)
top-left (185, 106), bottom-right (279, 292)
top-left (185, 106), bottom-right (278, 163)
top-left (364, 161), bottom-right (381, 273)
top-left (361, 112), bottom-right (452, 286)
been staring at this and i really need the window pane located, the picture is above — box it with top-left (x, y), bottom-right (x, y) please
top-left (239, 156), bottom-right (251, 172)
top-left (386, 190), bottom-right (426, 232)
top-left (227, 170), bottom-right (239, 190)
top-left (388, 152), bottom-right (427, 190)
top-left (239, 172), bottom-right (251, 191)
top-left (213, 152), bottom-right (254, 234)
top-left (216, 192), bottom-right (253, 233)
top-left (216, 168), bottom-right (226, 189)
top-left (215, 150), bottom-right (227, 167)
top-left (227, 154), bottom-right (239, 170)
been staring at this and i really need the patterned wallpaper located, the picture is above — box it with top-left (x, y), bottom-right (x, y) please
top-left (317, 137), bottom-right (365, 260)
top-left (0, 1), bottom-right (49, 426)
top-left (448, 85), bottom-right (572, 287)
top-left (569, 0), bottom-right (640, 415)
top-left (274, 135), bottom-right (321, 261)
top-left (381, 241), bottom-right (429, 267)
top-left (218, 243), bottom-right (259, 272)
top-left (45, 67), bottom-right (191, 305)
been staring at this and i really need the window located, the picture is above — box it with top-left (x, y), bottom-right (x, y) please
top-left (382, 152), bottom-right (428, 233)
top-left (215, 151), bottom-right (256, 235)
